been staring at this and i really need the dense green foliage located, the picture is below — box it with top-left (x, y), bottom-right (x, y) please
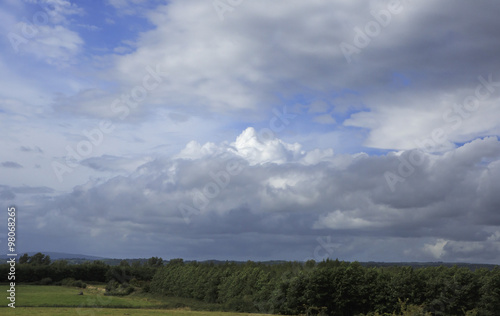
top-left (2, 254), bottom-right (499, 315)
top-left (149, 259), bottom-right (500, 316)
top-left (0, 255), bottom-right (161, 284)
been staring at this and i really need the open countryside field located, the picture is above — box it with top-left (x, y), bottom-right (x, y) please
top-left (0, 285), bottom-right (266, 316)
top-left (0, 308), bottom-right (268, 316)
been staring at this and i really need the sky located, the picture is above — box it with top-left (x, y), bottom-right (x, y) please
top-left (1, 0), bottom-right (500, 264)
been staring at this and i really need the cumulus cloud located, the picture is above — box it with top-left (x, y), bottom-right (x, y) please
top-left (19, 130), bottom-right (500, 262)
top-left (2, 0), bottom-right (500, 263)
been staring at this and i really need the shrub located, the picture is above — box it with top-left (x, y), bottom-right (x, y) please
top-left (105, 280), bottom-right (134, 296)
top-left (73, 280), bottom-right (87, 288)
top-left (39, 277), bottom-right (52, 285)
top-left (61, 278), bottom-right (75, 286)
top-left (61, 277), bottom-right (86, 288)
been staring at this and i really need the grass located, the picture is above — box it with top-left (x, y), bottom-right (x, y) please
top-left (2, 284), bottom-right (164, 308)
top-left (0, 285), bottom-right (268, 315)
top-left (0, 307), bottom-right (269, 316)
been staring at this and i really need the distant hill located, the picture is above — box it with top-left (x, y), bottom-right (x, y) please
top-left (359, 261), bottom-right (498, 271)
top-left (0, 251), bottom-right (104, 261)
top-left (1, 252), bottom-right (497, 270)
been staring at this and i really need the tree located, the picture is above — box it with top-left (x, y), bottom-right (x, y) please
top-left (19, 253), bottom-right (29, 264)
top-left (168, 258), bottom-right (183, 266)
top-left (131, 260), bottom-right (142, 268)
top-left (28, 252), bottom-right (51, 265)
top-left (479, 267), bottom-right (500, 315)
top-left (147, 257), bottom-right (163, 267)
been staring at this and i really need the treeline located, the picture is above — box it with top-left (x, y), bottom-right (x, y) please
top-left (1, 254), bottom-right (500, 315)
top-left (149, 259), bottom-right (500, 316)
top-left (0, 252), bottom-right (163, 285)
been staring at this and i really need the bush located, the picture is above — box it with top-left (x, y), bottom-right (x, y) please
top-left (73, 280), bottom-right (87, 288)
top-left (105, 280), bottom-right (134, 296)
top-left (61, 277), bottom-right (86, 288)
top-left (106, 280), bottom-right (119, 292)
top-left (61, 277), bottom-right (75, 286)
top-left (39, 277), bottom-right (52, 285)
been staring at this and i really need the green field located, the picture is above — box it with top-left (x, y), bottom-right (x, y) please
top-left (0, 308), bottom-right (267, 316)
top-left (0, 285), bottom-right (267, 316)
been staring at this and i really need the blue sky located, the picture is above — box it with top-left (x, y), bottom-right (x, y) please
top-left (1, 0), bottom-right (500, 263)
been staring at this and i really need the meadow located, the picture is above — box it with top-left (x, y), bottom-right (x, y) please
top-left (2, 258), bottom-right (498, 315)
top-left (0, 285), bottom-right (266, 316)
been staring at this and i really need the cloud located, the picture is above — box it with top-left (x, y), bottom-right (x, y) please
top-left (231, 127), bottom-right (303, 165)
top-left (40, 0), bottom-right (84, 24)
top-left (107, 0), bottom-right (162, 16)
top-left (80, 155), bottom-right (152, 173)
top-left (2, 161), bottom-right (23, 168)
top-left (0, 184), bottom-right (54, 201)
top-left (40, 0), bottom-right (498, 153)
top-left (423, 239), bottom-right (448, 259)
top-left (11, 185), bottom-right (54, 194)
top-left (77, 24), bottom-right (100, 31)
top-left (0, 186), bottom-right (15, 200)
top-left (22, 25), bottom-right (83, 66)
top-left (313, 210), bottom-right (378, 230)
top-left (2, 1), bottom-right (500, 263)
top-left (313, 114), bottom-right (336, 125)
top-left (2, 1), bottom-right (85, 67)
top-left (20, 146), bottom-right (44, 153)
top-left (308, 101), bottom-right (329, 114)
top-left (19, 130), bottom-right (500, 262)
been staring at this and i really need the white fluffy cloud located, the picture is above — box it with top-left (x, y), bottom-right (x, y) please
top-left (2, 0), bottom-right (500, 263)
top-left (12, 130), bottom-right (500, 262)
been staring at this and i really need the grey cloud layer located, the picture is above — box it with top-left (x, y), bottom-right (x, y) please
top-left (4, 0), bottom-right (500, 264)
top-left (21, 131), bottom-right (500, 262)
top-left (47, 0), bottom-right (500, 151)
